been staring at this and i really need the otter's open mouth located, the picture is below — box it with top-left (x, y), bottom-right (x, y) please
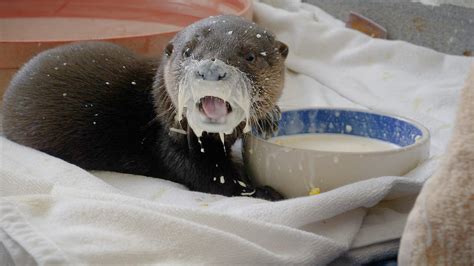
top-left (198, 96), bottom-right (233, 123)
top-left (185, 95), bottom-right (246, 136)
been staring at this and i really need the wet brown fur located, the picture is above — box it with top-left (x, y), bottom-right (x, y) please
top-left (2, 15), bottom-right (288, 200)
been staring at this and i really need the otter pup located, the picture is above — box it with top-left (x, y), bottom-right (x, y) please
top-left (2, 15), bottom-right (288, 200)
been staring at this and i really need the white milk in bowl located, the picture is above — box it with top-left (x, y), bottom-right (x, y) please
top-left (243, 108), bottom-right (430, 198)
top-left (269, 134), bottom-right (400, 152)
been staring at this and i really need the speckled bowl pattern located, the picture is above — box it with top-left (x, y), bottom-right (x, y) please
top-left (243, 108), bottom-right (430, 198)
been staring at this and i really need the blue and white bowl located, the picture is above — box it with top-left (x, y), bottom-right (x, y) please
top-left (243, 108), bottom-right (430, 198)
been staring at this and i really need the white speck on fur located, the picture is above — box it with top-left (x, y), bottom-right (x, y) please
top-left (54, 67), bottom-right (59, 70)
top-left (94, 113), bottom-right (99, 117)
top-left (93, 121), bottom-right (97, 125)
top-left (265, 78), bottom-right (269, 81)
top-left (241, 190), bottom-right (256, 196)
top-left (122, 65), bottom-right (126, 69)
top-left (200, 148), bottom-right (205, 153)
top-left (105, 82), bottom-right (110, 85)
top-left (62, 93), bottom-right (67, 97)
top-left (227, 31), bottom-right (233, 35)
top-left (238, 181), bottom-right (247, 187)
top-left (256, 34), bottom-right (261, 38)
top-left (131, 81), bottom-right (137, 85)
top-left (213, 177), bottom-right (217, 181)
top-left (169, 127), bottom-right (187, 135)
top-left (215, 164), bottom-right (218, 167)
top-left (260, 52), bottom-right (267, 56)
top-left (220, 176), bottom-right (225, 184)
top-left (63, 62), bottom-right (67, 66)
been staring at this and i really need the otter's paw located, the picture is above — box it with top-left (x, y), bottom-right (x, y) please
top-left (254, 186), bottom-right (284, 201)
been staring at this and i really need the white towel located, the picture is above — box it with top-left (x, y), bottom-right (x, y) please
top-left (1, 1), bottom-right (473, 265)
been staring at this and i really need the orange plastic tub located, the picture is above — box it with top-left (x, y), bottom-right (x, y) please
top-left (0, 0), bottom-right (252, 96)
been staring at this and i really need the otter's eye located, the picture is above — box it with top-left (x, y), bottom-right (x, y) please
top-left (245, 53), bottom-right (256, 62)
top-left (183, 48), bottom-right (191, 57)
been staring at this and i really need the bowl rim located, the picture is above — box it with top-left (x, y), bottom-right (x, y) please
top-left (0, 0), bottom-right (252, 44)
top-left (0, 23), bottom-right (179, 44)
top-left (247, 107), bottom-right (431, 156)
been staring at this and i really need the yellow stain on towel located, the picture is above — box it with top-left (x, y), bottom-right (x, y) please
top-left (309, 187), bottom-right (321, 196)
top-left (439, 123), bottom-right (451, 130)
top-left (382, 71), bottom-right (392, 80)
top-left (413, 97), bottom-right (423, 110)
top-left (151, 188), bottom-right (167, 200)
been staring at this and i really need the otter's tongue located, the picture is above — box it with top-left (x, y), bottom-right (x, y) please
top-left (201, 96), bottom-right (228, 119)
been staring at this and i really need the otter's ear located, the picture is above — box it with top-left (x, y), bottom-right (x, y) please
top-left (276, 41), bottom-right (289, 58)
top-left (165, 43), bottom-right (174, 56)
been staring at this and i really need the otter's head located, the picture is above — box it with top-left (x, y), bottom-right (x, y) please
top-left (160, 15), bottom-right (288, 138)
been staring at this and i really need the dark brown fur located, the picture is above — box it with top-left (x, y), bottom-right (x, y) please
top-left (2, 15), bottom-right (288, 200)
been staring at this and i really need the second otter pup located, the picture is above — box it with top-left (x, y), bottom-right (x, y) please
top-left (2, 15), bottom-right (288, 200)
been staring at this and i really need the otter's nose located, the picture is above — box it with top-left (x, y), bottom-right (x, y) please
top-left (196, 61), bottom-right (228, 81)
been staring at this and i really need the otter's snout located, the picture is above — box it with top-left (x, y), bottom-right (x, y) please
top-left (196, 60), bottom-right (228, 81)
